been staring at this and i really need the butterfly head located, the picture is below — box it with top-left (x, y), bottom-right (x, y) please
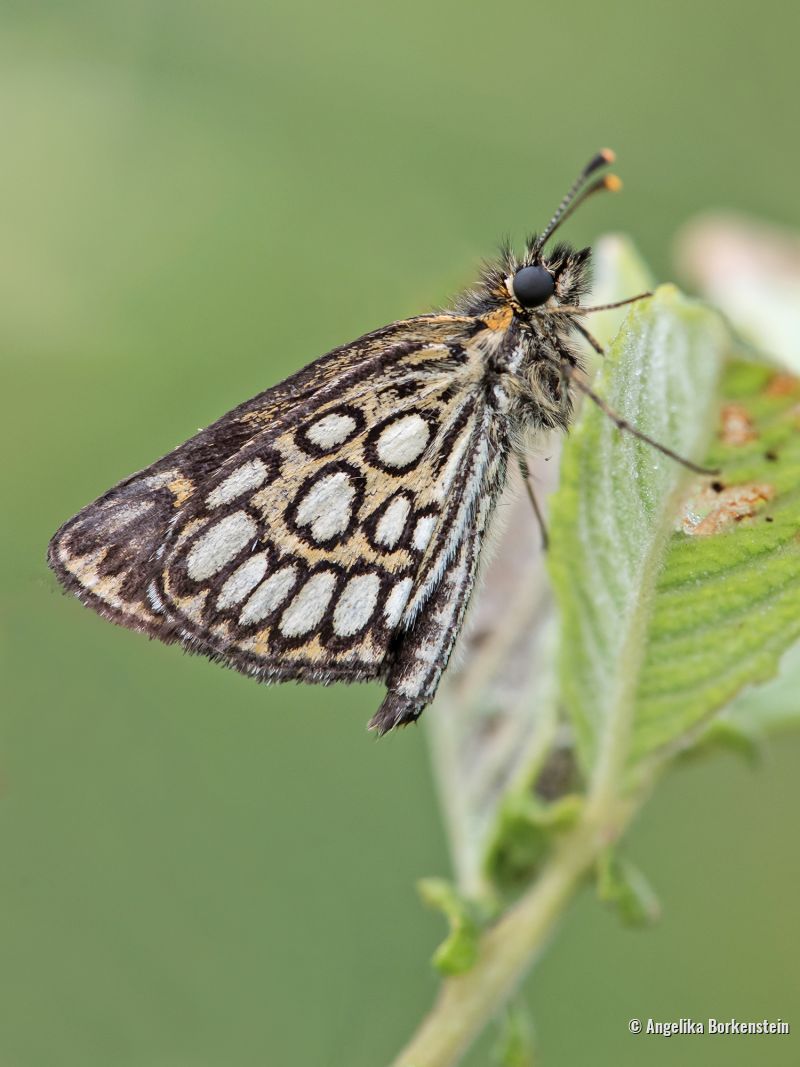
top-left (505, 239), bottom-right (592, 314)
top-left (455, 149), bottom-right (620, 324)
top-left (509, 264), bottom-right (555, 308)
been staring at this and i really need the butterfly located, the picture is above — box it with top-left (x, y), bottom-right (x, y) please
top-left (48, 149), bottom-right (712, 734)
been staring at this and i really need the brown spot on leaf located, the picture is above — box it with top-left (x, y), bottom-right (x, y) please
top-left (677, 482), bottom-right (775, 536)
top-left (720, 404), bottom-right (757, 446)
top-left (765, 373), bottom-right (799, 397)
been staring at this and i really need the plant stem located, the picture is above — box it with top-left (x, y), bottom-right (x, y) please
top-left (389, 798), bottom-right (637, 1067)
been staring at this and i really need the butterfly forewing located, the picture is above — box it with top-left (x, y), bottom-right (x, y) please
top-left (49, 313), bottom-right (503, 725)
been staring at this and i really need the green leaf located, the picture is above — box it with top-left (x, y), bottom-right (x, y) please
top-left (679, 718), bottom-right (761, 766)
top-left (548, 284), bottom-right (728, 772)
top-left (632, 361), bottom-right (800, 760)
top-left (484, 793), bottom-right (583, 894)
top-left (550, 279), bottom-right (800, 774)
top-left (597, 851), bottom-right (661, 927)
top-left (492, 1003), bottom-right (536, 1067)
top-left (589, 234), bottom-right (656, 348)
top-left (723, 640), bottom-right (800, 735)
top-left (417, 878), bottom-right (484, 976)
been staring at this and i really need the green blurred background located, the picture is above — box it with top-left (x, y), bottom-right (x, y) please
top-left (2, 2), bottom-right (799, 1064)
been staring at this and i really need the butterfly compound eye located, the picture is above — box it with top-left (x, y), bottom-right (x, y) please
top-left (512, 265), bottom-right (556, 308)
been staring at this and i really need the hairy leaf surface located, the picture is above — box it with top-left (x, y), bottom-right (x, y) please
top-left (550, 287), bottom-right (800, 771)
top-left (548, 285), bottom-right (728, 771)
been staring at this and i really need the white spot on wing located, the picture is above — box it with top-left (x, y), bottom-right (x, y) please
top-left (240, 564), bottom-right (298, 625)
top-left (305, 413), bottom-right (357, 449)
top-left (384, 577), bottom-right (413, 629)
top-left (374, 496), bottom-right (411, 548)
top-left (147, 580), bottom-right (165, 613)
top-left (206, 459), bottom-right (268, 508)
top-left (186, 511), bottom-right (257, 581)
top-left (333, 573), bottom-right (380, 636)
top-left (101, 500), bottom-right (155, 534)
top-left (295, 472), bottom-right (355, 543)
top-left (279, 571), bottom-right (337, 636)
top-left (217, 552), bottom-right (268, 610)
top-left (376, 414), bottom-right (429, 468)
top-left (412, 514), bottom-right (437, 552)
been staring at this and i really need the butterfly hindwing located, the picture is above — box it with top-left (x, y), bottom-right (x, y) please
top-left (372, 428), bottom-right (507, 731)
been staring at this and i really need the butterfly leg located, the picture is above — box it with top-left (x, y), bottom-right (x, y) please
top-left (571, 319), bottom-right (605, 357)
top-left (516, 456), bottom-right (549, 551)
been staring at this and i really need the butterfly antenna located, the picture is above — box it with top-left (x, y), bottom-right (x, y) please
top-left (533, 149), bottom-right (619, 256)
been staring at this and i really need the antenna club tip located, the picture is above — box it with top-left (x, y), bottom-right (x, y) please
top-left (605, 174), bottom-right (623, 192)
top-left (600, 147), bottom-right (616, 163)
